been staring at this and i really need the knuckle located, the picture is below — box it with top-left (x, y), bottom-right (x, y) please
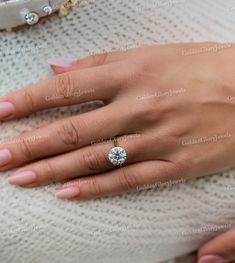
top-left (131, 100), bottom-right (157, 123)
top-left (88, 177), bottom-right (102, 197)
top-left (134, 90), bottom-right (175, 122)
top-left (18, 137), bottom-right (34, 159)
top-left (121, 63), bottom-right (145, 87)
top-left (57, 119), bottom-right (80, 146)
top-left (22, 89), bottom-right (35, 112)
top-left (43, 160), bottom-right (57, 183)
top-left (54, 73), bottom-right (75, 99)
top-left (82, 149), bottom-right (104, 171)
top-left (118, 168), bottom-right (138, 191)
top-left (168, 125), bottom-right (188, 140)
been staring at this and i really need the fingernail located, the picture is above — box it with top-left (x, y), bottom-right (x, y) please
top-left (63, 179), bottom-right (81, 188)
top-left (198, 255), bottom-right (224, 263)
top-left (48, 58), bottom-right (74, 68)
top-left (0, 149), bottom-right (12, 167)
top-left (55, 187), bottom-right (80, 199)
top-left (63, 179), bottom-right (90, 188)
top-left (0, 102), bottom-right (14, 119)
top-left (8, 171), bottom-right (37, 186)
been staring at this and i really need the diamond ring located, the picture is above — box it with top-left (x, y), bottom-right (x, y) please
top-left (108, 138), bottom-right (127, 167)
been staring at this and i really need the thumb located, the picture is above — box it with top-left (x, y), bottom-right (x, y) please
top-left (198, 228), bottom-right (235, 263)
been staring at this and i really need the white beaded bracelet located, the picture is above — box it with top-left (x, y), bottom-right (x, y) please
top-left (0, 0), bottom-right (79, 31)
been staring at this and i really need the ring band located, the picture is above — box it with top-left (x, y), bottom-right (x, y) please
top-left (108, 138), bottom-right (127, 167)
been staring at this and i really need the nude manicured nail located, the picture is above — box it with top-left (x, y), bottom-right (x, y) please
top-left (55, 187), bottom-right (80, 199)
top-left (0, 149), bottom-right (12, 167)
top-left (8, 171), bottom-right (37, 186)
top-left (48, 58), bottom-right (74, 68)
top-left (198, 255), bottom-right (224, 263)
top-left (63, 179), bottom-right (81, 188)
top-left (0, 102), bottom-right (14, 119)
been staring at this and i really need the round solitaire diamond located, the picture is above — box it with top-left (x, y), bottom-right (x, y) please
top-left (108, 147), bottom-right (127, 166)
top-left (25, 12), bottom-right (39, 25)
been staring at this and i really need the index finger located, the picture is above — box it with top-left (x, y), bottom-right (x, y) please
top-left (0, 64), bottom-right (120, 119)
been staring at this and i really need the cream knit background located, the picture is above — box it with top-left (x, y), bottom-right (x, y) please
top-left (0, 0), bottom-right (235, 262)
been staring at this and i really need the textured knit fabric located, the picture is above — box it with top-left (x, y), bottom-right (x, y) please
top-left (0, 0), bottom-right (235, 262)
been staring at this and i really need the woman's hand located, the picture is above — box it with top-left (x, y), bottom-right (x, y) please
top-left (1, 43), bottom-right (235, 200)
top-left (197, 228), bottom-right (235, 263)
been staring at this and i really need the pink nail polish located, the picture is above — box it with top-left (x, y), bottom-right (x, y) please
top-left (8, 171), bottom-right (37, 186)
top-left (0, 102), bottom-right (14, 119)
top-left (198, 255), bottom-right (224, 263)
top-left (63, 179), bottom-right (81, 188)
top-left (48, 58), bottom-right (74, 68)
top-left (0, 149), bottom-right (12, 167)
top-left (55, 187), bottom-right (80, 199)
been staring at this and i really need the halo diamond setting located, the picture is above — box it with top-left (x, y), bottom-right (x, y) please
top-left (108, 147), bottom-right (127, 166)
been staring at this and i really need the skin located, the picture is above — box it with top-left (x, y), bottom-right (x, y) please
top-left (1, 43), bottom-right (235, 261)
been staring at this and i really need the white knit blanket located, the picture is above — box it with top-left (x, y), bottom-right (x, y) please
top-left (1, 0), bottom-right (235, 262)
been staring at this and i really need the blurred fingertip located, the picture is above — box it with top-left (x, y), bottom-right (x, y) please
top-left (197, 255), bottom-right (224, 263)
top-left (48, 58), bottom-right (74, 68)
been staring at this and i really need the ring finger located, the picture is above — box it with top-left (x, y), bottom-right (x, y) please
top-left (7, 134), bottom-right (157, 187)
